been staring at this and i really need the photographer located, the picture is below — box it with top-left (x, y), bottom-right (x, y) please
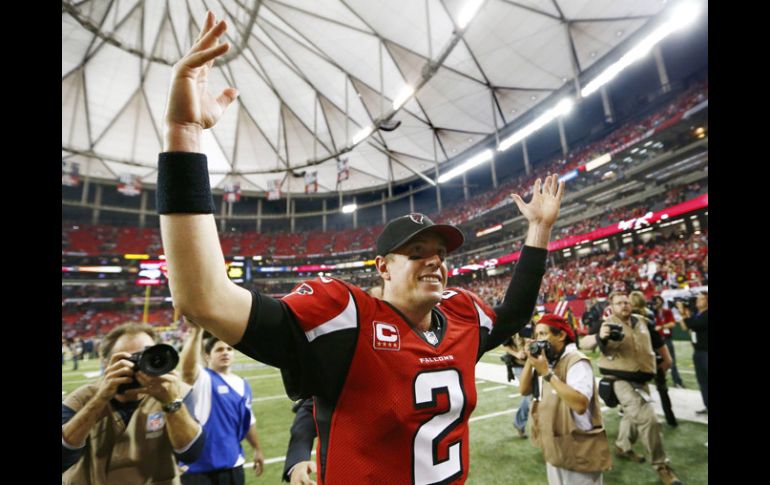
top-left (597, 293), bottom-right (682, 485)
top-left (677, 291), bottom-right (708, 414)
top-left (630, 292), bottom-right (677, 428)
top-left (519, 314), bottom-right (611, 485)
top-left (501, 319), bottom-right (535, 438)
top-left (62, 323), bottom-right (205, 484)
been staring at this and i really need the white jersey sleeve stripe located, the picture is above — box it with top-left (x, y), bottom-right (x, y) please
top-left (474, 302), bottom-right (493, 332)
top-left (304, 291), bottom-right (358, 342)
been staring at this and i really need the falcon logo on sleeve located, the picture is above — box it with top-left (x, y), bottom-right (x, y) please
top-left (291, 283), bottom-right (314, 295)
top-left (409, 213), bottom-right (425, 224)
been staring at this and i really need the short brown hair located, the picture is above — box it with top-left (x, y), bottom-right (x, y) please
top-left (608, 291), bottom-right (627, 303)
top-left (101, 322), bottom-right (158, 360)
top-left (204, 336), bottom-right (222, 355)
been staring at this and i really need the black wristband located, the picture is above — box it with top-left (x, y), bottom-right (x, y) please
top-left (157, 152), bottom-right (216, 214)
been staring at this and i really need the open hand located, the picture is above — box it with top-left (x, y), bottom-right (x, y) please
top-left (511, 174), bottom-right (565, 228)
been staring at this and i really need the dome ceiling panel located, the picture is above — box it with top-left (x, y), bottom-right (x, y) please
top-left (63, 0), bottom-right (670, 191)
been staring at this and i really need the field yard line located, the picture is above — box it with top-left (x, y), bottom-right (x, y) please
top-left (243, 400), bottom-right (705, 468)
top-left (481, 385), bottom-right (508, 392)
top-left (253, 394), bottom-right (289, 403)
top-left (245, 373), bottom-right (282, 380)
top-left (255, 450), bottom-right (317, 467)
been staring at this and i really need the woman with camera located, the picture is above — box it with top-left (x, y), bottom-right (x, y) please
top-left (519, 314), bottom-right (611, 485)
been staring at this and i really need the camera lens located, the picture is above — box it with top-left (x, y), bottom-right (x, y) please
top-left (529, 341), bottom-right (546, 356)
top-left (607, 324), bottom-right (624, 341)
top-left (137, 344), bottom-right (179, 376)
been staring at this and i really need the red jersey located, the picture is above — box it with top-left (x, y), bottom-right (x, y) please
top-left (282, 277), bottom-right (496, 485)
top-left (654, 307), bottom-right (676, 338)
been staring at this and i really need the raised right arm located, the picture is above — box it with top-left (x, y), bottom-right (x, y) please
top-left (159, 11), bottom-right (250, 345)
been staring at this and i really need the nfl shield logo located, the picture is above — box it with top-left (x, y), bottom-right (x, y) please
top-left (146, 412), bottom-right (164, 433)
top-left (423, 330), bottom-right (438, 345)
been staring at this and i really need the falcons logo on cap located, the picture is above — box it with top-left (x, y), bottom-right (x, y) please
top-left (409, 213), bottom-right (425, 224)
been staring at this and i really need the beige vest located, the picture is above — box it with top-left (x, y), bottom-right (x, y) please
top-left (530, 351), bottom-right (612, 472)
top-left (62, 384), bottom-right (182, 485)
top-left (598, 314), bottom-right (656, 376)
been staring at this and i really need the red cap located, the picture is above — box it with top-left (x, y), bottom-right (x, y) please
top-left (538, 313), bottom-right (575, 341)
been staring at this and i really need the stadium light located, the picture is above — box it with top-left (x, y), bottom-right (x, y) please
top-left (581, 1), bottom-right (703, 98)
top-left (458, 0), bottom-right (485, 29)
top-left (438, 149), bottom-right (493, 184)
top-left (668, 1), bottom-right (702, 30)
top-left (342, 203), bottom-right (358, 213)
top-left (558, 169), bottom-right (578, 183)
top-left (498, 98), bottom-right (574, 152)
top-left (392, 85), bottom-right (415, 110)
top-left (584, 153), bottom-right (612, 172)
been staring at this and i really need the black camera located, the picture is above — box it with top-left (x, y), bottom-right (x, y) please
top-left (117, 344), bottom-right (180, 394)
top-left (607, 324), bottom-right (624, 341)
top-left (529, 340), bottom-right (549, 357)
top-left (673, 296), bottom-right (697, 313)
top-left (500, 353), bottom-right (516, 366)
top-left (500, 353), bottom-right (517, 382)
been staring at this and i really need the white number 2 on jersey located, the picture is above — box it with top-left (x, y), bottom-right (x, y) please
top-left (412, 369), bottom-right (465, 485)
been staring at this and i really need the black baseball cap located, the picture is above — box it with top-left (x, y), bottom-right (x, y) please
top-left (375, 213), bottom-right (464, 256)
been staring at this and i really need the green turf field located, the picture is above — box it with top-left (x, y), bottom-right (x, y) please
top-left (62, 340), bottom-right (707, 484)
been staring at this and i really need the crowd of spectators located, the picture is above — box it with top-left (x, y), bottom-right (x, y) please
top-left (62, 307), bottom-right (175, 340)
top-left (434, 81), bottom-right (707, 228)
top-left (450, 179), bottom-right (706, 265)
top-left (62, 83), bottom-right (707, 260)
top-left (461, 230), bottom-right (707, 308)
top-left (62, 226), bottom-right (706, 340)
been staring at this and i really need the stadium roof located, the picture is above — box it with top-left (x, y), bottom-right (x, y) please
top-left (62, 0), bottom-right (673, 195)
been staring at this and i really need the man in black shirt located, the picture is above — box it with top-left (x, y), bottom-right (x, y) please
top-left (677, 292), bottom-right (708, 414)
top-left (282, 399), bottom-right (316, 484)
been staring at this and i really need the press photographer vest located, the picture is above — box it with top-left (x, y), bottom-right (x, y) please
top-left (530, 351), bottom-right (611, 472)
top-left (598, 314), bottom-right (656, 381)
top-left (62, 384), bottom-right (182, 485)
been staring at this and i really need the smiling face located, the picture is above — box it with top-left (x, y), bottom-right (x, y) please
top-left (377, 232), bottom-right (448, 310)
